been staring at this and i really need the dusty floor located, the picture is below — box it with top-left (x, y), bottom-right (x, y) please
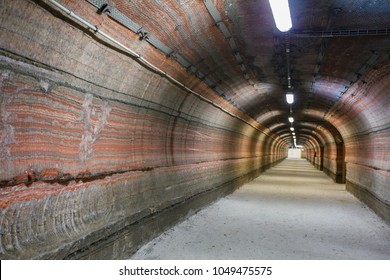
top-left (130, 159), bottom-right (390, 259)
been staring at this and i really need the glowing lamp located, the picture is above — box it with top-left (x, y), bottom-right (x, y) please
top-left (286, 93), bottom-right (294, 104)
top-left (269, 0), bottom-right (292, 32)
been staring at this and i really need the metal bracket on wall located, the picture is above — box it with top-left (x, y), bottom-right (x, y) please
top-left (97, 3), bottom-right (111, 14)
top-left (336, 51), bottom-right (381, 99)
top-left (203, 0), bottom-right (254, 87)
top-left (136, 28), bottom-right (149, 40)
top-left (85, 0), bottom-right (228, 98)
top-left (44, 0), bottom-right (276, 140)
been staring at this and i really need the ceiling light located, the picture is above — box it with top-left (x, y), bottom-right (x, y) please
top-left (288, 117), bottom-right (294, 123)
top-left (269, 0), bottom-right (292, 32)
top-left (292, 132), bottom-right (295, 135)
top-left (286, 93), bottom-right (294, 104)
top-left (290, 127), bottom-right (294, 131)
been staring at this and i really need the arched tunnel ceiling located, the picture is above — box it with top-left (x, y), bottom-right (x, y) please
top-left (98, 0), bottom-right (390, 146)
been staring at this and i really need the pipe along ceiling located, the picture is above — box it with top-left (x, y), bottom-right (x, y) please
top-left (84, 0), bottom-right (390, 151)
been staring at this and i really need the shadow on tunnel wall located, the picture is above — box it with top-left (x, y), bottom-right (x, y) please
top-left (304, 62), bottom-right (390, 225)
top-left (0, 0), bottom-right (287, 259)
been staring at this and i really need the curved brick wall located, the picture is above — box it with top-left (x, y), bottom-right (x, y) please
top-left (304, 123), bottom-right (345, 183)
top-left (304, 60), bottom-right (390, 221)
top-left (327, 61), bottom-right (390, 221)
top-left (0, 0), bottom-right (285, 259)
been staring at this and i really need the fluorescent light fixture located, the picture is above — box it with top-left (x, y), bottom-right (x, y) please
top-left (286, 93), bottom-right (294, 104)
top-left (290, 127), bottom-right (294, 131)
top-left (269, 0), bottom-right (292, 32)
top-left (288, 117), bottom-right (294, 123)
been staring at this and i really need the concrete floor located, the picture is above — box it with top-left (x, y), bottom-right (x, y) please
top-left (130, 159), bottom-right (390, 259)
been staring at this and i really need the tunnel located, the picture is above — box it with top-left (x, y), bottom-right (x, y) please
top-left (0, 0), bottom-right (389, 260)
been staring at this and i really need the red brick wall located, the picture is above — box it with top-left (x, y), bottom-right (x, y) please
top-left (327, 61), bottom-right (390, 213)
top-left (0, 0), bottom-right (286, 259)
top-left (306, 58), bottom-right (390, 218)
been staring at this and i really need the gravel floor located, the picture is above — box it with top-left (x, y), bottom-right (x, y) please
top-left (130, 158), bottom-right (390, 259)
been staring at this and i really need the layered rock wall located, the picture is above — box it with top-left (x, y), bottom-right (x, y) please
top-left (327, 61), bottom-right (390, 223)
top-left (306, 59), bottom-right (390, 223)
top-left (0, 0), bottom-right (286, 259)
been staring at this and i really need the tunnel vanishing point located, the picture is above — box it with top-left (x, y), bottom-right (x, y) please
top-left (0, 0), bottom-right (389, 259)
